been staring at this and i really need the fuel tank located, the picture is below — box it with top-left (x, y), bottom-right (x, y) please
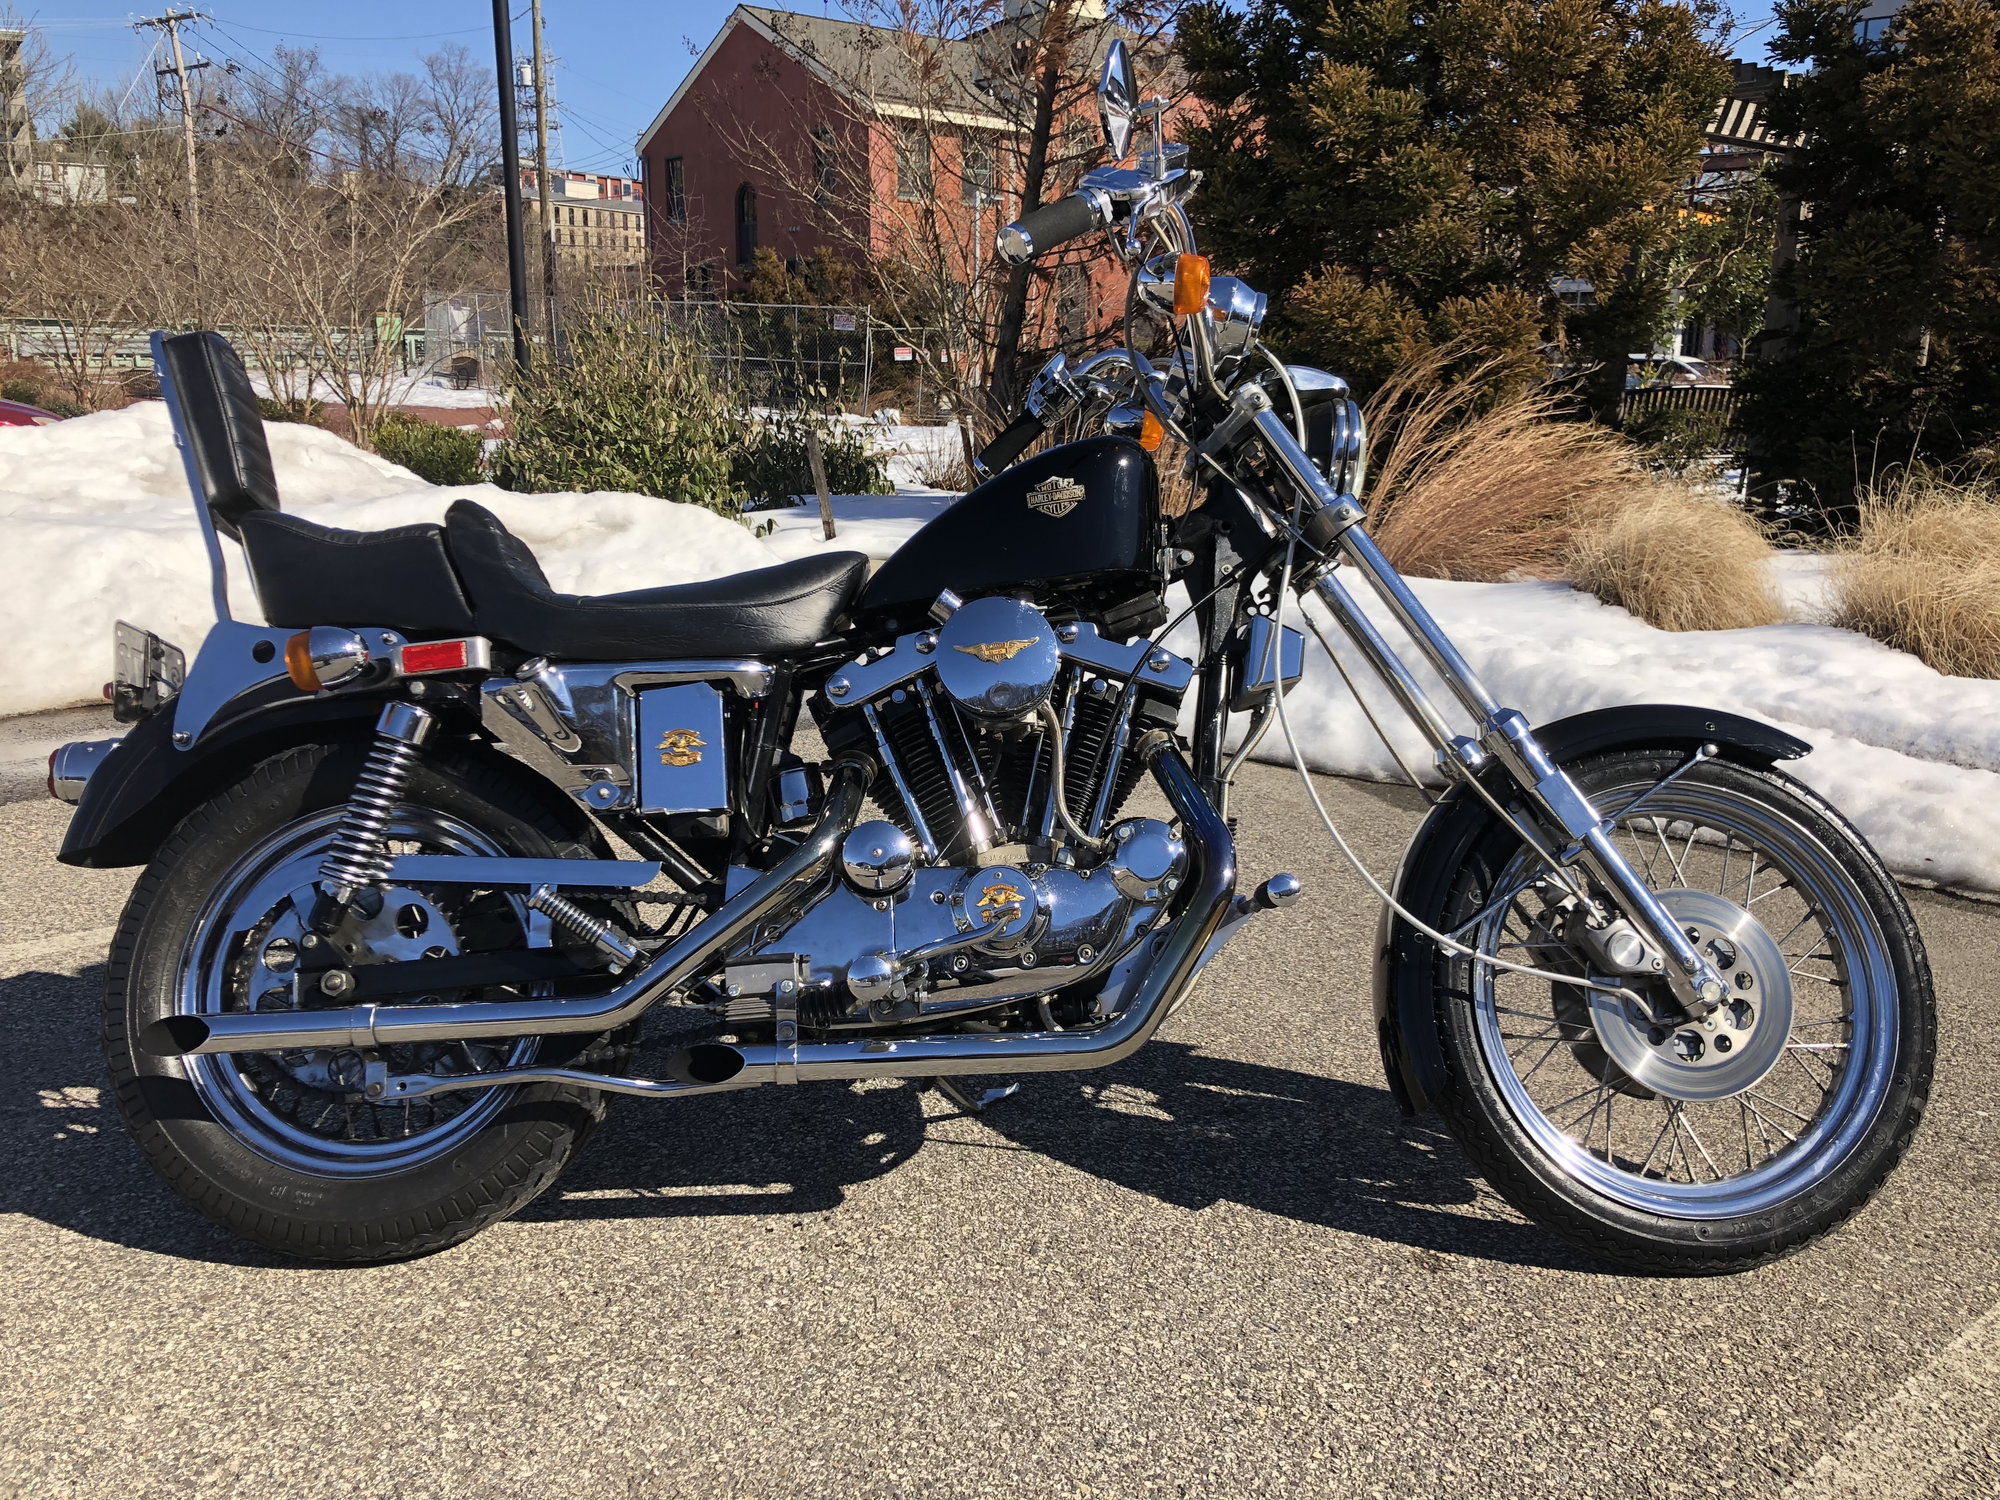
top-left (858, 436), bottom-right (1160, 632)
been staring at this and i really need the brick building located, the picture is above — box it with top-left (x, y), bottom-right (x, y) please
top-left (637, 1), bottom-right (1172, 330)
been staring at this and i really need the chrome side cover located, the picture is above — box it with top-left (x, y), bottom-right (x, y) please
top-left (480, 657), bottom-right (773, 812)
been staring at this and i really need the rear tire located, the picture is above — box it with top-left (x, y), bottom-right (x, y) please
top-left (1423, 751), bottom-right (1934, 1275)
top-left (104, 741), bottom-right (626, 1263)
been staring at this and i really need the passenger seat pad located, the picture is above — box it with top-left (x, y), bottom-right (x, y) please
top-left (239, 511), bottom-right (477, 635)
top-left (443, 499), bottom-right (868, 658)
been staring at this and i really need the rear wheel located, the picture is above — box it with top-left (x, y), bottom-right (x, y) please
top-left (104, 742), bottom-right (625, 1263)
top-left (1427, 751), bottom-right (1934, 1274)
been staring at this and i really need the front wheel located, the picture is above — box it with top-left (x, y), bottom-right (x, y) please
top-left (1424, 750), bottom-right (1934, 1275)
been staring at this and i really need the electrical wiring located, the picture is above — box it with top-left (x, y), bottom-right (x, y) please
top-left (1261, 481), bottom-right (1648, 1008)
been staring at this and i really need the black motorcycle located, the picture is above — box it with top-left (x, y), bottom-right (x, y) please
top-left (51, 45), bottom-right (1931, 1270)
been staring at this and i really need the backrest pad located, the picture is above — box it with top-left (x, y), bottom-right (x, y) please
top-left (154, 330), bottom-right (280, 541)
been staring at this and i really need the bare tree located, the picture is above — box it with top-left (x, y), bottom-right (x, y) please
top-left (699, 0), bottom-right (1179, 441)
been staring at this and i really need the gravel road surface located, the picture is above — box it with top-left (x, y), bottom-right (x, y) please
top-left (1, 708), bottom-right (1995, 1499)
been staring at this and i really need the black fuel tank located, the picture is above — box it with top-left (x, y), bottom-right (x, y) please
top-left (858, 436), bottom-right (1159, 627)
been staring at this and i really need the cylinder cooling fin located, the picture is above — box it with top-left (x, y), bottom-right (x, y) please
top-left (816, 596), bottom-right (1194, 862)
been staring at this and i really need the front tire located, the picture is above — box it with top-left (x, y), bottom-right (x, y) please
top-left (1423, 750), bottom-right (1934, 1275)
top-left (104, 742), bottom-right (624, 1263)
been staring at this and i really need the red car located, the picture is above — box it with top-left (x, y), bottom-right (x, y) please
top-left (0, 397), bottom-right (62, 427)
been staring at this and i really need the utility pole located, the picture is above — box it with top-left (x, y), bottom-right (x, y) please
top-left (136, 10), bottom-right (208, 233)
top-left (491, 0), bottom-right (531, 372)
top-left (529, 0), bottom-right (557, 336)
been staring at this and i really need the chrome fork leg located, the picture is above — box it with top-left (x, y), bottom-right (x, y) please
top-left (1315, 524), bottom-right (1728, 1017)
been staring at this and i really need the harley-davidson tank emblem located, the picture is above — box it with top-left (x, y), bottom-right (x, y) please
top-left (954, 638), bottom-right (1037, 665)
top-left (656, 728), bottom-right (705, 767)
top-left (975, 880), bottom-right (1026, 926)
top-left (1026, 475), bottom-right (1084, 518)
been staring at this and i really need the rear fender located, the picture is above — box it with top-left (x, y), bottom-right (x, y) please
top-left (1371, 703), bottom-right (1811, 1116)
top-left (57, 693), bottom-right (389, 868)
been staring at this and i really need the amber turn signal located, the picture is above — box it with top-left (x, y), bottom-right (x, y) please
top-left (1138, 410), bottom-right (1165, 451)
top-left (284, 631), bottom-right (321, 692)
top-left (1172, 254), bottom-right (1211, 317)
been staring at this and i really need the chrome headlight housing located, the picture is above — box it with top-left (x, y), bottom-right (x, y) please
top-left (1287, 366), bottom-right (1368, 499)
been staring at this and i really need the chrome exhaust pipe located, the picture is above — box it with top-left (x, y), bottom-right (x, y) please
top-left (733, 737), bottom-right (1235, 1084)
top-left (140, 757), bottom-right (875, 1059)
top-left (366, 737), bottom-right (1236, 1103)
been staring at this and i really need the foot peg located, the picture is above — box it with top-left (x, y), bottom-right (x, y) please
top-left (931, 1078), bottom-right (1021, 1115)
top-left (1249, 873), bottom-right (1303, 911)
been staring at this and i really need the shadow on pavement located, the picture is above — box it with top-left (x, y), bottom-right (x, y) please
top-left (0, 963), bottom-right (285, 1265)
top-left (5, 965), bottom-right (1579, 1271)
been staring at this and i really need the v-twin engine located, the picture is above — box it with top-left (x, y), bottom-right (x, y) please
top-left (731, 594), bottom-right (1198, 1031)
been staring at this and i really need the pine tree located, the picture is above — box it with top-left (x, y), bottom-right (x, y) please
top-left (1176, 0), bottom-right (1733, 414)
top-left (1736, 0), bottom-right (2000, 517)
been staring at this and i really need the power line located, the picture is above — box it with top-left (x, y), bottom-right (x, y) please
top-left (201, 19), bottom-right (492, 43)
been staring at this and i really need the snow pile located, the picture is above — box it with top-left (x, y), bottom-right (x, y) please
top-left (249, 370), bottom-right (500, 411)
top-left (757, 491), bottom-right (955, 564)
top-left (0, 402), bottom-right (776, 717)
top-left (1254, 577), bottom-right (2000, 892)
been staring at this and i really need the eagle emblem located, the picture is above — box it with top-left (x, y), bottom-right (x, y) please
top-left (656, 728), bottom-right (705, 767)
top-left (1026, 476), bottom-right (1084, 518)
top-left (954, 638), bottom-right (1038, 665)
top-left (975, 879), bottom-right (1026, 926)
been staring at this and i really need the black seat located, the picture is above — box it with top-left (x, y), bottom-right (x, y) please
top-left (154, 330), bottom-right (476, 634)
top-left (445, 500), bottom-right (868, 659)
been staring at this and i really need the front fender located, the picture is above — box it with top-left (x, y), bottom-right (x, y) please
top-left (1370, 703), bottom-right (1810, 1116)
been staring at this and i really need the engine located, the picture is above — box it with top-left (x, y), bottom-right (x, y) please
top-left (723, 593), bottom-right (1196, 1032)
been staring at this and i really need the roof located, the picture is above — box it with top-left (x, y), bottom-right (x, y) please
top-left (1707, 62), bottom-right (1797, 153)
top-left (739, 5), bottom-right (995, 115)
top-left (640, 4), bottom-right (1011, 150)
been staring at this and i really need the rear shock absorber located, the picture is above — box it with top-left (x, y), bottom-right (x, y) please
top-left (527, 883), bottom-right (641, 972)
top-left (312, 702), bottom-right (435, 927)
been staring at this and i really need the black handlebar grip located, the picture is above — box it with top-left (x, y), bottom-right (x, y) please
top-left (974, 411), bottom-right (1048, 477)
top-left (995, 193), bottom-right (1105, 265)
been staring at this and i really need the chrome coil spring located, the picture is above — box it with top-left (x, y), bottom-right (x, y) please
top-left (318, 703), bottom-right (435, 893)
top-left (528, 884), bottom-right (640, 969)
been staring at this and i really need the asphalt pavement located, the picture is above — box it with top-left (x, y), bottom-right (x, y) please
top-left (0, 707), bottom-right (1996, 1500)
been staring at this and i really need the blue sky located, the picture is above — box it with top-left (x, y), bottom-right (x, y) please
top-left (17, 0), bottom-right (1784, 178)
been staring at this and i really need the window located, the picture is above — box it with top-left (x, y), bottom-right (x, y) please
top-left (811, 127), bottom-right (837, 202)
top-left (735, 182), bottom-right (758, 265)
top-left (895, 126), bottom-right (932, 201)
top-left (686, 261), bottom-right (716, 299)
top-left (662, 156), bottom-right (685, 222)
top-left (961, 136), bottom-right (994, 206)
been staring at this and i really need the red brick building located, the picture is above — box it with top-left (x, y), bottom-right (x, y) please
top-left (637, 3), bottom-right (1172, 323)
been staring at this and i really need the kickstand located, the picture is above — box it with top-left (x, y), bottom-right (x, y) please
top-left (930, 1078), bottom-right (1021, 1115)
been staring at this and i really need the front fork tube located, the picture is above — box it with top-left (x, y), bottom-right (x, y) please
top-left (1251, 406), bottom-right (1726, 1019)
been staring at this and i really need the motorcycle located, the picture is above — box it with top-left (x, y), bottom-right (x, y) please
top-left (50, 42), bottom-right (1931, 1271)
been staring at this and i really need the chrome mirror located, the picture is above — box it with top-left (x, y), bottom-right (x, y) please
top-left (1098, 39), bottom-right (1138, 162)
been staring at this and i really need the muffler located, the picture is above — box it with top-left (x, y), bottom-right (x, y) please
top-left (139, 758), bottom-right (875, 1059)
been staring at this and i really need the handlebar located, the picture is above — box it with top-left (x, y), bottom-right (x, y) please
top-left (995, 192), bottom-right (1110, 266)
top-left (972, 410), bottom-right (1047, 479)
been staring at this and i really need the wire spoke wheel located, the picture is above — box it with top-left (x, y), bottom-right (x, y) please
top-left (1425, 751), bottom-right (1933, 1273)
top-left (180, 807), bottom-right (542, 1177)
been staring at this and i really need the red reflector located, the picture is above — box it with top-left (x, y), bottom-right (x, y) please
top-left (401, 640), bottom-right (470, 674)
